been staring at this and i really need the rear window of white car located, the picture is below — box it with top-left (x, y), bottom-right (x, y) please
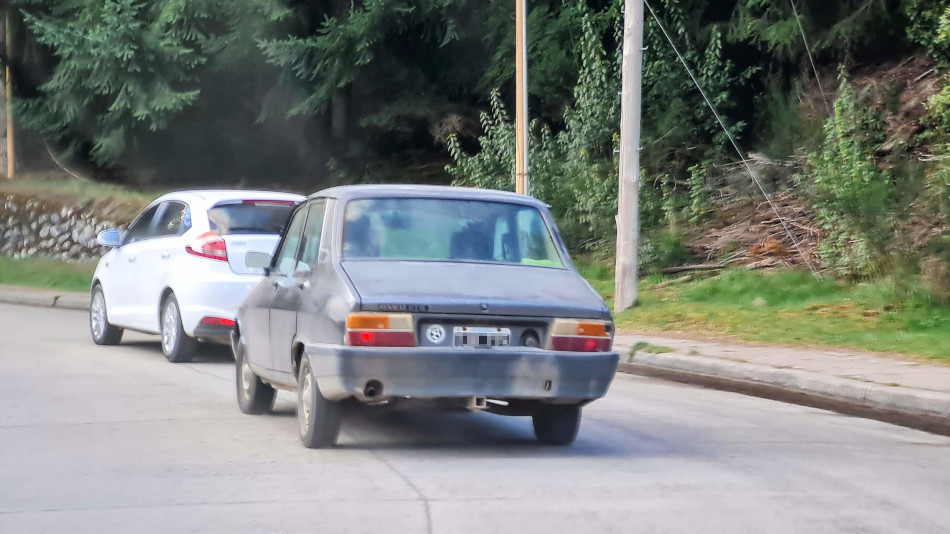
top-left (208, 200), bottom-right (297, 235)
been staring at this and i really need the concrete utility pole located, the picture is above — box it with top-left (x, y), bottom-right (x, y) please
top-left (614, 0), bottom-right (645, 312)
top-left (514, 0), bottom-right (530, 195)
top-left (4, 10), bottom-right (14, 179)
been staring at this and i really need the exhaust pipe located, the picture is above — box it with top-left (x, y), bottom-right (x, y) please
top-left (466, 397), bottom-right (488, 410)
top-left (363, 380), bottom-right (384, 399)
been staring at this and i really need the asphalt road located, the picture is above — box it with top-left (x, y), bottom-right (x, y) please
top-left (2, 303), bottom-right (949, 534)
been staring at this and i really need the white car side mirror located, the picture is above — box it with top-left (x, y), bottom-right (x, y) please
top-left (245, 251), bottom-right (272, 270)
top-left (97, 229), bottom-right (122, 248)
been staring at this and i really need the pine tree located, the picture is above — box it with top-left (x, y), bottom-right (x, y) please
top-left (15, 0), bottom-right (285, 169)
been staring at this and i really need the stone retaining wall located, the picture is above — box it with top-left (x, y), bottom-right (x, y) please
top-left (0, 193), bottom-right (126, 262)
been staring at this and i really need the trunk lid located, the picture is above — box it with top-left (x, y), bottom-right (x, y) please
top-left (223, 235), bottom-right (281, 275)
top-left (341, 261), bottom-right (607, 319)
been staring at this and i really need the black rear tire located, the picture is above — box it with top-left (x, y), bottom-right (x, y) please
top-left (532, 404), bottom-right (582, 446)
top-left (161, 294), bottom-right (197, 363)
top-left (297, 358), bottom-right (343, 449)
top-left (90, 285), bottom-right (123, 346)
top-left (235, 335), bottom-right (276, 415)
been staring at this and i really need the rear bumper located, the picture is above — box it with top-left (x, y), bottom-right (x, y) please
top-left (303, 344), bottom-right (619, 401)
top-left (174, 274), bottom-right (261, 337)
top-left (193, 323), bottom-right (234, 343)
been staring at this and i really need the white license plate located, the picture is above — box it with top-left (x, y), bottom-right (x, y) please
top-left (453, 327), bottom-right (511, 348)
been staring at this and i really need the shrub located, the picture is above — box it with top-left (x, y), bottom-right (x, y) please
top-left (639, 231), bottom-right (696, 272)
top-left (802, 72), bottom-right (892, 277)
top-left (906, 0), bottom-right (950, 66)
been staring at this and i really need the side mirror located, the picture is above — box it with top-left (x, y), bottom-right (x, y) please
top-left (245, 251), bottom-right (272, 271)
top-left (97, 230), bottom-right (122, 248)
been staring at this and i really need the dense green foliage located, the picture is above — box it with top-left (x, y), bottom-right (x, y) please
top-left (17, 0), bottom-right (204, 165)
top-left (6, 0), bottom-right (950, 281)
top-left (449, 9), bottom-right (622, 249)
top-left (449, 0), bottom-right (752, 250)
top-left (802, 74), bottom-right (892, 277)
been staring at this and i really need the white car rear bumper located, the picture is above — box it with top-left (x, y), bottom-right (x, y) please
top-left (174, 271), bottom-right (262, 338)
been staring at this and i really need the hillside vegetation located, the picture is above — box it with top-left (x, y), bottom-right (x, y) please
top-left (3, 0), bottom-right (950, 290)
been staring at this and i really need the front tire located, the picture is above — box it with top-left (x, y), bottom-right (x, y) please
top-left (297, 358), bottom-right (343, 449)
top-left (161, 294), bottom-right (197, 363)
top-left (532, 404), bottom-right (582, 446)
top-left (235, 335), bottom-right (276, 414)
top-left (90, 285), bottom-right (123, 346)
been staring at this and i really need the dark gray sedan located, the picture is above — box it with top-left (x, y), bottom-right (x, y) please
top-left (233, 185), bottom-right (619, 448)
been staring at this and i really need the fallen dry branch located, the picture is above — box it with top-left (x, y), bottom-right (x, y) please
top-left (651, 275), bottom-right (693, 290)
top-left (660, 263), bottom-right (724, 275)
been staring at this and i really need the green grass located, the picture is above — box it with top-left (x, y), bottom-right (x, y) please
top-left (578, 260), bottom-right (950, 362)
top-left (0, 171), bottom-right (153, 223)
top-left (0, 256), bottom-right (96, 292)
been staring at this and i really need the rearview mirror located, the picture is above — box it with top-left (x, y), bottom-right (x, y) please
top-left (245, 251), bottom-right (272, 270)
top-left (96, 230), bottom-right (122, 248)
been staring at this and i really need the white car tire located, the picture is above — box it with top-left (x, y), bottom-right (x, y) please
top-left (90, 285), bottom-right (123, 346)
top-left (161, 294), bottom-right (197, 363)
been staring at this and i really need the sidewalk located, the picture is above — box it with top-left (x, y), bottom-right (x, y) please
top-left (614, 333), bottom-right (950, 435)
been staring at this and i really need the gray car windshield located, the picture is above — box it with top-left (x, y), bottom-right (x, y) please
top-left (342, 198), bottom-right (564, 267)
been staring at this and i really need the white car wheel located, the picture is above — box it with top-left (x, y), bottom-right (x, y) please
top-left (89, 285), bottom-right (123, 345)
top-left (160, 294), bottom-right (197, 363)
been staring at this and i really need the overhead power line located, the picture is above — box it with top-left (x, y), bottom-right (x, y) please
top-left (642, 0), bottom-right (820, 278)
top-left (789, 0), bottom-right (835, 124)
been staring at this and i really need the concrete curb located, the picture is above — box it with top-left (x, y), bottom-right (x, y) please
top-left (0, 288), bottom-right (89, 311)
top-left (620, 352), bottom-right (950, 436)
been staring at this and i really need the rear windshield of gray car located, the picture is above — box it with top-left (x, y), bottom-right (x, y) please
top-left (342, 198), bottom-right (564, 267)
top-left (208, 201), bottom-right (296, 235)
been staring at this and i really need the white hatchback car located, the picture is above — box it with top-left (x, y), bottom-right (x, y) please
top-left (89, 190), bottom-right (305, 362)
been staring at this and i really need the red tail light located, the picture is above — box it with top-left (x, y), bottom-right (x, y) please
top-left (200, 316), bottom-right (236, 327)
top-left (242, 199), bottom-right (296, 206)
top-left (186, 231), bottom-right (228, 261)
top-left (547, 319), bottom-right (612, 353)
top-left (550, 336), bottom-right (612, 352)
top-left (347, 330), bottom-right (416, 347)
top-left (345, 313), bottom-right (416, 347)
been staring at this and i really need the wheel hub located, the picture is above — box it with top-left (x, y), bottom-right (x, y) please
top-left (162, 301), bottom-right (178, 354)
top-left (299, 372), bottom-right (313, 434)
top-left (241, 361), bottom-right (253, 399)
top-left (91, 292), bottom-right (106, 340)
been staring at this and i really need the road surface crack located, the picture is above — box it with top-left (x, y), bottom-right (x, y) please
top-left (368, 449), bottom-right (434, 534)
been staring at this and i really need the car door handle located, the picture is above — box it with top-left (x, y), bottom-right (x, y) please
top-left (161, 250), bottom-right (171, 259)
top-left (297, 280), bottom-right (310, 290)
top-left (127, 256), bottom-right (136, 263)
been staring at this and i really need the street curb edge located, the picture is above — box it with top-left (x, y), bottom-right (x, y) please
top-left (618, 354), bottom-right (950, 437)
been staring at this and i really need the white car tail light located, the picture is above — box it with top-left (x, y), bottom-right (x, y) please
top-left (186, 231), bottom-right (228, 261)
top-left (345, 313), bottom-right (415, 347)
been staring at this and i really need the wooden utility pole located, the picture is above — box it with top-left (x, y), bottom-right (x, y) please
top-left (4, 10), bottom-right (14, 179)
top-left (614, 0), bottom-right (645, 312)
top-left (514, 0), bottom-right (529, 195)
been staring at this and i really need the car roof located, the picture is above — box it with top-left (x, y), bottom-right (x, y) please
top-left (154, 190), bottom-right (306, 205)
top-left (308, 184), bottom-right (548, 207)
